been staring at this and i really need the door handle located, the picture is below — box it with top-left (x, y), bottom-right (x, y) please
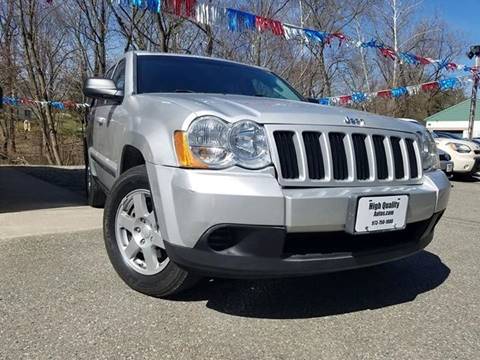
top-left (96, 117), bottom-right (106, 126)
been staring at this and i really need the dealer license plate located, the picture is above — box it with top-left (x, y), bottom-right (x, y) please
top-left (355, 195), bottom-right (408, 233)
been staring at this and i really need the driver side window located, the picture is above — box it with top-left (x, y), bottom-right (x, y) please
top-left (112, 60), bottom-right (126, 92)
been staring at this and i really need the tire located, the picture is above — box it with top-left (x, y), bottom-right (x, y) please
top-left (85, 158), bottom-right (106, 208)
top-left (103, 165), bottom-right (199, 297)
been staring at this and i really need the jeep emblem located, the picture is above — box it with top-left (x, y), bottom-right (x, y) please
top-left (344, 116), bottom-right (365, 126)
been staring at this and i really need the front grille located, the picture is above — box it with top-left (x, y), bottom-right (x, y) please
top-left (439, 152), bottom-right (451, 161)
top-left (474, 158), bottom-right (480, 172)
top-left (269, 126), bottom-right (422, 187)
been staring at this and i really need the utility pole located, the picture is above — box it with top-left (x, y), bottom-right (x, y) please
top-left (467, 45), bottom-right (480, 140)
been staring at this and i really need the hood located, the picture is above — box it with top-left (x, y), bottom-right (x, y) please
top-left (136, 93), bottom-right (419, 133)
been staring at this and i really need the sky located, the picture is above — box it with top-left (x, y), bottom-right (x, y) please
top-left (423, 0), bottom-right (480, 64)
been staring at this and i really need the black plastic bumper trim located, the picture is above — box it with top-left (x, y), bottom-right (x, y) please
top-left (164, 212), bottom-right (444, 279)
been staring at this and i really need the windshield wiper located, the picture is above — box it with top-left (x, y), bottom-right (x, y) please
top-left (174, 89), bottom-right (195, 93)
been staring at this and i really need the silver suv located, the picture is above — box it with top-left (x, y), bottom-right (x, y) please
top-left (84, 51), bottom-right (450, 297)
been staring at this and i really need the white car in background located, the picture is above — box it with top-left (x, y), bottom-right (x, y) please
top-left (432, 132), bottom-right (480, 177)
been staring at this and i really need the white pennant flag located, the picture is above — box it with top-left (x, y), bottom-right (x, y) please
top-left (195, 4), bottom-right (222, 26)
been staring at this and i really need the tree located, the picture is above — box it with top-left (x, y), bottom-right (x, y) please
top-left (17, 0), bottom-right (72, 164)
top-left (0, 0), bottom-right (18, 155)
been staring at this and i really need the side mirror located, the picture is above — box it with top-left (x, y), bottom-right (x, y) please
top-left (83, 78), bottom-right (123, 100)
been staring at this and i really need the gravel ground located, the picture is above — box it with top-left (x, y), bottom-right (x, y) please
top-left (0, 179), bottom-right (479, 359)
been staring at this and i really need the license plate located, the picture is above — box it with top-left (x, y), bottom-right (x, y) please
top-left (355, 195), bottom-right (408, 233)
top-left (447, 163), bottom-right (453, 173)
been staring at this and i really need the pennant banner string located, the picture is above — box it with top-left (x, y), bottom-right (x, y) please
top-left (2, 96), bottom-right (89, 111)
top-left (2, 75), bottom-right (469, 111)
top-left (317, 76), bottom-right (472, 106)
top-left (106, 0), bottom-right (479, 74)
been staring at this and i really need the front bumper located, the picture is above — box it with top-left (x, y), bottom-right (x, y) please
top-left (452, 155), bottom-right (480, 174)
top-left (147, 165), bottom-right (450, 277)
top-left (165, 212), bottom-right (443, 278)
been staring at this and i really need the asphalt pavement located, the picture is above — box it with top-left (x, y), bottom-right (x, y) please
top-left (0, 174), bottom-right (479, 359)
top-left (0, 166), bottom-right (102, 239)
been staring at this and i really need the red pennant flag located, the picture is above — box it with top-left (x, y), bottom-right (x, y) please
top-left (421, 82), bottom-right (439, 92)
top-left (377, 90), bottom-right (392, 99)
top-left (255, 16), bottom-right (284, 36)
top-left (417, 56), bottom-right (431, 65)
top-left (63, 100), bottom-right (76, 110)
top-left (339, 95), bottom-right (352, 105)
top-left (165, 0), bottom-right (196, 17)
top-left (379, 47), bottom-right (396, 60)
top-left (446, 63), bottom-right (458, 71)
top-left (331, 32), bottom-right (347, 46)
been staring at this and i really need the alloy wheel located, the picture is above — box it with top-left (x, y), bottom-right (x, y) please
top-left (115, 189), bottom-right (169, 275)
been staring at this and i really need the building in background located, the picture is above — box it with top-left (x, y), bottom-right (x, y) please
top-left (425, 99), bottom-right (480, 137)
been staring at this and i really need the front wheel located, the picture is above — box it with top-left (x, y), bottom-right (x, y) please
top-left (103, 165), bottom-right (199, 297)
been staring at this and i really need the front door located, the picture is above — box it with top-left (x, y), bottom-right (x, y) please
top-left (90, 60), bottom-right (126, 188)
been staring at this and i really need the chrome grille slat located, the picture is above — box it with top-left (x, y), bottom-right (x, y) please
top-left (384, 136), bottom-right (395, 180)
top-left (267, 125), bottom-right (423, 187)
top-left (405, 138), bottom-right (419, 179)
top-left (365, 135), bottom-right (376, 181)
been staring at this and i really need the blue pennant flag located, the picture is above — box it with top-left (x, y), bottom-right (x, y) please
top-left (319, 98), bottom-right (330, 105)
top-left (226, 9), bottom-right (256, 32)
top-left (3, 96), bottom-right (18, 106)
top-left (360, 39), bottom-right (381, 48)
top-left (304, 29), bottom-right (329, 44)
top-left (120, 0), bottom-right (161, 13)
top-left (145, 0), bottom-right (161, 13)
top-left (352, 92), bottom-right (367, 103)
top-left (439, 78), bottom-right (459, 91)
top-left (398, 52), bottom-right (419, 65)
top-left (50, 101), bottom-right (65, 110)
top-left (391, 87), bottom-right (408, 98)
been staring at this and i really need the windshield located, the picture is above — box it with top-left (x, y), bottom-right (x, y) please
top-left (136, 55), bottom-right (303, 101)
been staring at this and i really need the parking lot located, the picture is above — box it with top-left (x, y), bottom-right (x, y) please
top-left (0, 167), bottom-right (479, 359)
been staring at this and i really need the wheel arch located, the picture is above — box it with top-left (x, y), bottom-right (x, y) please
top-left (120, 145), bottom-right (147, 174)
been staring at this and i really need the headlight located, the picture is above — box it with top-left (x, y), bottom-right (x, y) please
top-left (228, 121), bottom-right (270, 169)
top-left (418, 131), bottom-right (439, 171)
top-left (186, 116), bottom-right (234, 168)
top-left (174, 116), bottom-right (271, 169)
top-left (448, 142), bottom-right (472, 154)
